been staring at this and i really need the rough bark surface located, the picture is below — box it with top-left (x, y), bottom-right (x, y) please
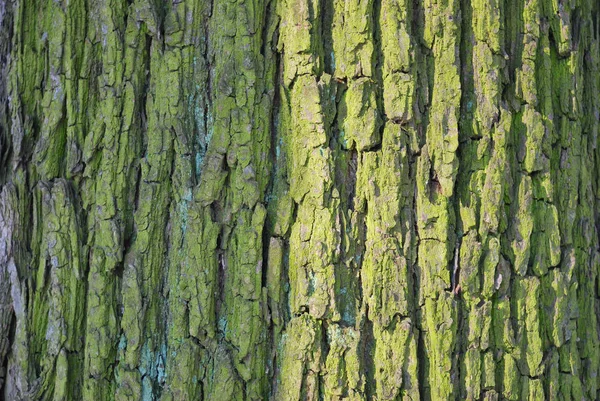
top-left (1, 0), bottom-right (600, 399)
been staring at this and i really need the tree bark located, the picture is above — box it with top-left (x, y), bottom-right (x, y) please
top-left (1, 0), bottom-right (600, 399)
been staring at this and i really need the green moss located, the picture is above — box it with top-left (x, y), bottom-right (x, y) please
top-left (338, 78), bottom-right (381, 151)
top-left (2, 0), bottom-right (600, 399)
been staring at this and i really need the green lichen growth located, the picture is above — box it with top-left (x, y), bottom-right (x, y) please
top-left (1, 0), bottom-right (599, 399)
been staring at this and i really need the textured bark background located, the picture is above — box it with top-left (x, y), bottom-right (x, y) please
top-left (0, 0), bottom-right (599, 399)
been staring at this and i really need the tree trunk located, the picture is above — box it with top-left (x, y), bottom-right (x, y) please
top-left (1, 0), bottom-right (599, 399)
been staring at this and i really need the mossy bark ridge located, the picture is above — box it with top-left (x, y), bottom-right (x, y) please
top-left (1, 0), bottom-right (599, 399)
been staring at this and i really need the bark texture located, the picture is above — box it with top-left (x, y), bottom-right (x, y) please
top-left (1, 0), bottom-right (600, 399)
